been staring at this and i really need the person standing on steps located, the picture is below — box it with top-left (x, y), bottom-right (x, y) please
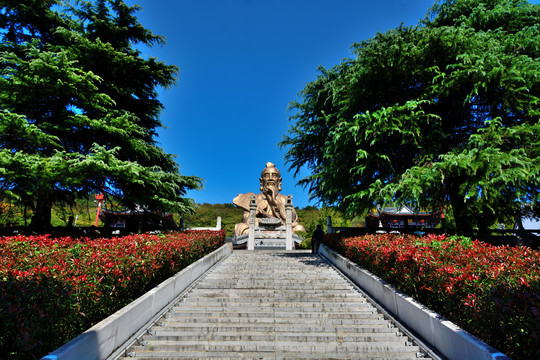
top-left (311, 224), bottom-right (325, 254)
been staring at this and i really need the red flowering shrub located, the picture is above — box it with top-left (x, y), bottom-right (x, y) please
top-left (0, 230), bottom-right (225, 359)
top-left (325, 233), bottom-right (540, 360)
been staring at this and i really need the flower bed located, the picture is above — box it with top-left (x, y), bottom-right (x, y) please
top-left (324, 233), bottom-right (540, 360)
top-left (0, 230), bottom-right (225, 359)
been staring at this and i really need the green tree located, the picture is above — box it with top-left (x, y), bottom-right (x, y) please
top-left (0, 0), bottom-right (201, 229)
top-left (280, 0), bottom-right (540, 235)
top-left (296, 206), bottom-right (357, 237)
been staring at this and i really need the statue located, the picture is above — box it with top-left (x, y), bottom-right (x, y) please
top-left (233, 162), bottom-right (305, 236)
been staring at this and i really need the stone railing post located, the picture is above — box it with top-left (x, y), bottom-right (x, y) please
top-left (286, 195), bottom-right (293, 250)
top-left (327, 216), bottom-right (333, 234)
top-left (248, 195), bottom-right (256, 250)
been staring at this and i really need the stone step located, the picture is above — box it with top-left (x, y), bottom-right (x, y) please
top-left (127, 342), bottom-right (423, 353)
top-left (177, 296), bottom-right (371, 304)
top-left (149, 324), bottom-right (397, 333)
top-left (175, 302), bottom-right (372, 309)
top-left (134, 335), bottom-right (410, 352)
top-left (179, 297), bottom-right (370, 304)
top-left (194, 278), bottom-right (350, 284)
top-left (120, 353), bottom-right (425, 360)
top-left (200, 276), bottom-right (341, 283)
top-left (171, 304), bottom-right (376, 312)
top-left (163, 311), bottom-right (383, 320)
top-left (122, 350), bottom-right (426, 360)
top-left (142, 333), bottom-right (405, 343)
top-left (169, 301), bottom-right (377, 310)
top-left (205, 271), bottom-right (341, 275)
top-left (187, 288), bottom-right (364, 297)
top-left (158, 318), bottom-right (392, 326)
top-left (194, 286), bottom-right (356, 291)
top-left (204, 272), bottom-right (342, 275)
top-left (197, 282), bottom-right (353, 289)
top-left (203, 273), bottom-right (344, 278)
top-left (204, 271), bottom-right (342, 276)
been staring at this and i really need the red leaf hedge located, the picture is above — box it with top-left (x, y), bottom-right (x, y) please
top-left (0, 230), bottom-right (225, 359)
top-left (324, 233), bottom-right (540, 360)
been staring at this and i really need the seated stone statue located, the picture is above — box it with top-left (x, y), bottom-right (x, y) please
top-left (233, 162), bottom-right (306, 236)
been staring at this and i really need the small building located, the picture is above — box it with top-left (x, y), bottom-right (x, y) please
top-left (366, 205), bottom-right (442, 230)
top-left (99, 208), bottom-right (176, 230)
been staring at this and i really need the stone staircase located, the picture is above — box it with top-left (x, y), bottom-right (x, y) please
top-left (119, 251), bottom-right (432, 359)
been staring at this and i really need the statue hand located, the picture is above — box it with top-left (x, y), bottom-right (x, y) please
top-left (264, 187), bottom-right (275, 201)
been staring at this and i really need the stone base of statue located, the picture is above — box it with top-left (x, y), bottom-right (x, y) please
top-left (232, 196), bottom-right (301, 250)
top-left (232, 224), bottom-right (303, 250)
top-left (232, 235), bottom-right (302, 249)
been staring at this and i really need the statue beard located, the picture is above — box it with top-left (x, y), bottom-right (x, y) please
top-left (264, 184), bottom-right (277, 199)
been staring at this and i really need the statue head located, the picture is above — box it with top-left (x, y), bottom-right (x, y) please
top-left (260, 162), bottom-right (282, 193)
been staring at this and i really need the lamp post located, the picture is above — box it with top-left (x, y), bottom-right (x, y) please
top-left (94, 193), bottom-right (104, 227)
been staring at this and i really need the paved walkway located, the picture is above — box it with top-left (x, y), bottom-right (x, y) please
top-left (119, 251), bottom-right (431, 359)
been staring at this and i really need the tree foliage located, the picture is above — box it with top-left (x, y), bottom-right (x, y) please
top-left (280, 0), bottom-right (540, 234)
top-left (0, 0), bottom-right (201, 229)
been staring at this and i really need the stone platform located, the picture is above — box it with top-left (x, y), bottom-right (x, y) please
top-left (232, 234), bottom-right (303, 249)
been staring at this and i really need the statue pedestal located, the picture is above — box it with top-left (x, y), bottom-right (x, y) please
top-left (233, 217), bottom-right (302, 250)
top-left (232, 232), bottom-right (302, 250)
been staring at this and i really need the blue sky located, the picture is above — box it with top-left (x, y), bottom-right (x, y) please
top-left (124, 0), bottom-right (519, 208)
